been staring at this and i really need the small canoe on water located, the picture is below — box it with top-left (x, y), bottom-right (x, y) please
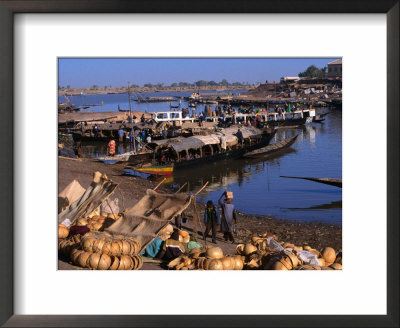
top-left (280, 176), bottom-right (342, 188)
top-left (125, 163), bottom-right (174, 176)
top-left (243, 135), bottom-right (298, 158)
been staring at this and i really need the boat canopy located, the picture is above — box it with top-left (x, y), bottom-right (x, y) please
top-left (150, 126), bottom-right (263, 153)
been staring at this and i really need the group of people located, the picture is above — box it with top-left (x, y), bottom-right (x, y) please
top-left (203, 191), bottom-right (237, 244)
top-left (106, 126), bottom-right (152, 156)
top-left (140, 191), bottom-right (238, 263)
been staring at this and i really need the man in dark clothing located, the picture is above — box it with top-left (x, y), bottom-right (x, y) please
top-left (236, 128), bottom-right (244, 146)
top-left (203, 200), bottom-right (221, 244)
top-left (219, 192), bottom-right (237, 243)
top-left (156, 230), bottom-right (185, 261)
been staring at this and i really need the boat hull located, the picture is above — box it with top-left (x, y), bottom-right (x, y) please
top-left (128, 165), bottom-right (174, 176)
top-left (243, 135), bottom-right (298, 158)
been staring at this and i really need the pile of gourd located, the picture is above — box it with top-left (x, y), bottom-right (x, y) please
top-left (58, 231), bottom-right (143, 270)
top-left (58, 213), bottom-right (120, 240)
top-left (75, 213), bottom-right (119, 231)
top-left (168, 246), bottom-right (244, 270)
top-left (236, 233), bottom-right (342, 270)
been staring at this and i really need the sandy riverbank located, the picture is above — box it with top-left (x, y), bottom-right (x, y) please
top-left (58, 157), bottom-right (342, 270)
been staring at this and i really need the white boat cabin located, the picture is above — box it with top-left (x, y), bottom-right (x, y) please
top-left (153, 111), bottom-right (195, 123)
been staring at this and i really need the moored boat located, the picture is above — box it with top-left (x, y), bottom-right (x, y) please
top-left (243, 135), bottom-right (298, 158)
top-left (147, 126), bottom-right (276, 170)
top-left (280, 176), bottom-right (342, 188)
top-left (125, 163), bottom-right (174, 176)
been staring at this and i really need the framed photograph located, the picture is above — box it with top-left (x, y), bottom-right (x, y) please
top-left (1, 1), bottom-right (398, 327)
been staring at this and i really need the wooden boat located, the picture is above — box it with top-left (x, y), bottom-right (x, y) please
top-left (97, 151), bottom-right (137, 164)
top-left (126, 163), bottom-right (174, 175)
top-left (280, 176), bottom-right (342, 188)
top-left (243, 135), bottom-right (298, 158)
top-left (150, 126), bottom-right (277, 171)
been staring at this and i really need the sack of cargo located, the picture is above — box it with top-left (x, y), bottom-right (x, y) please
top-left (225, 191), bottom-right (233, 199)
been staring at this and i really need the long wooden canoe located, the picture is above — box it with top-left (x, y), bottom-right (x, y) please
top-left (126, 163), bottom-right (174, 176)
top-left (280, 176), bottom-right (342, 188)
top-left (243, 135), bottom-right (298, 158)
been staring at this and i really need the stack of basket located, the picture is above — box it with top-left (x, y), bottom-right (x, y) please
top-left (236, 233), bottom-right (342, 270)
top-left (58, 231), bottom-right (143, 270)
top-left (167, 246), bottom-right (244, 270)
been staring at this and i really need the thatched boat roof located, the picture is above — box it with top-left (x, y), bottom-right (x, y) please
top-left (150, 126), bottom-right (263, 153)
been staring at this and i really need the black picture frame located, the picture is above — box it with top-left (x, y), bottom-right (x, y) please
top-left (0, 1), bottom-right (398, 327)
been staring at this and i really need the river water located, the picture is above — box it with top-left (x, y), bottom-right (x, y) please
top-left (58, 89), bottom-right (247, 115)
top-left (60, 91), bottom-right (342, 225)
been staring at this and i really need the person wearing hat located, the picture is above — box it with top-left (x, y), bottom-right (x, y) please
top-left (218, 191), bottom-right (237, 243)
top-left (203, 200), bottom-right (221, 244)
top-left (156, 229), bottom-right (185, 261)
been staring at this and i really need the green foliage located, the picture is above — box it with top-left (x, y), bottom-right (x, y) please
top-left (298, 65), bottom-right (327, 78)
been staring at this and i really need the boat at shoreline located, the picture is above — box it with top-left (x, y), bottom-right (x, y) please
top-left (125, 163), bottom-right (174, 176)
top-left (243, 134), bottom-right (298, 158)
top-left (141, 126), bottom-right (276, 171)
top-left (280, 176), bottom-right (342, 188)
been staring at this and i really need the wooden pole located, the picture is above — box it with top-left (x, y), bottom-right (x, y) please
top-left (175, 182), bottom-right (188, 193)
top-left (194, 181), bottom-right (209, 196)
top-left (153, 177), bottom-right (166, 191)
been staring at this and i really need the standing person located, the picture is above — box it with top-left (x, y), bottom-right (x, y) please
top-left (93, 124), bottom-right (99, 137)
top-left (141, 129), bottom-right (146, 143)
top-left (162, 127), bottom-right (167, 139)
top-left (74, 141), bottom-right (83, 158)
top-left (236, 128), bottom-right (244, 147)
top-left (146, 134), bottom-right (151, 144)
top-left (203, 200), bottom-right (221, 244)
top-left (107, 138), bottom-right (116, 156)
top-left (135, 133), bottom-right (142, 152)
top-left (220, 133), bottom-right (227, 152)
top-left (129, 129), bottom-right (134, 151)
top-left (140, 113), bottom-right (145, 122)
top-left (118, 127), bottom-right (124, 142)
top-left (208, 105), bottom-right (212, 117)
top-left (218, 191), bottom-right (237, 243)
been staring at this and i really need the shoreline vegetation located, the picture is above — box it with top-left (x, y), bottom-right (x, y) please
top-left (58, 157), bottom-right (342, 270)
top-left (58, 84), bottom-right (254, 96)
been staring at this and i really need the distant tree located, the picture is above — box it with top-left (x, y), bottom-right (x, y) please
top-left (91, 84), bottom-right (99, 89)
top-left (144, 83), bottom-right (153, 88)
top-left (220, 78), bottom-right (229, 86)
top-left (265, 80), bottom-right (268, 84)
top-left (298, 65), bottom-right (326, 78)
top-left (171, 82), bottom-right (178, 87)
top-left (208, 80), bottom-right (217, 86)
top-left (156, 83), bottom-right (164, 88)
top-left (178, 82), bottom-right (190, 87)
top-left (195, 80), bottom-right (208, 87)
top-left (104, 85), bottom-right (108, 90)
top-left (66, 84), bottom-right (70, 89)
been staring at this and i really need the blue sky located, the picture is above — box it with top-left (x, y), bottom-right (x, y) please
top-left (58, 58), bottom-right (339, 88)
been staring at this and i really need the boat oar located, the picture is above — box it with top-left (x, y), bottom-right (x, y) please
top-left (153, 177), bottom-right (167, 191)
